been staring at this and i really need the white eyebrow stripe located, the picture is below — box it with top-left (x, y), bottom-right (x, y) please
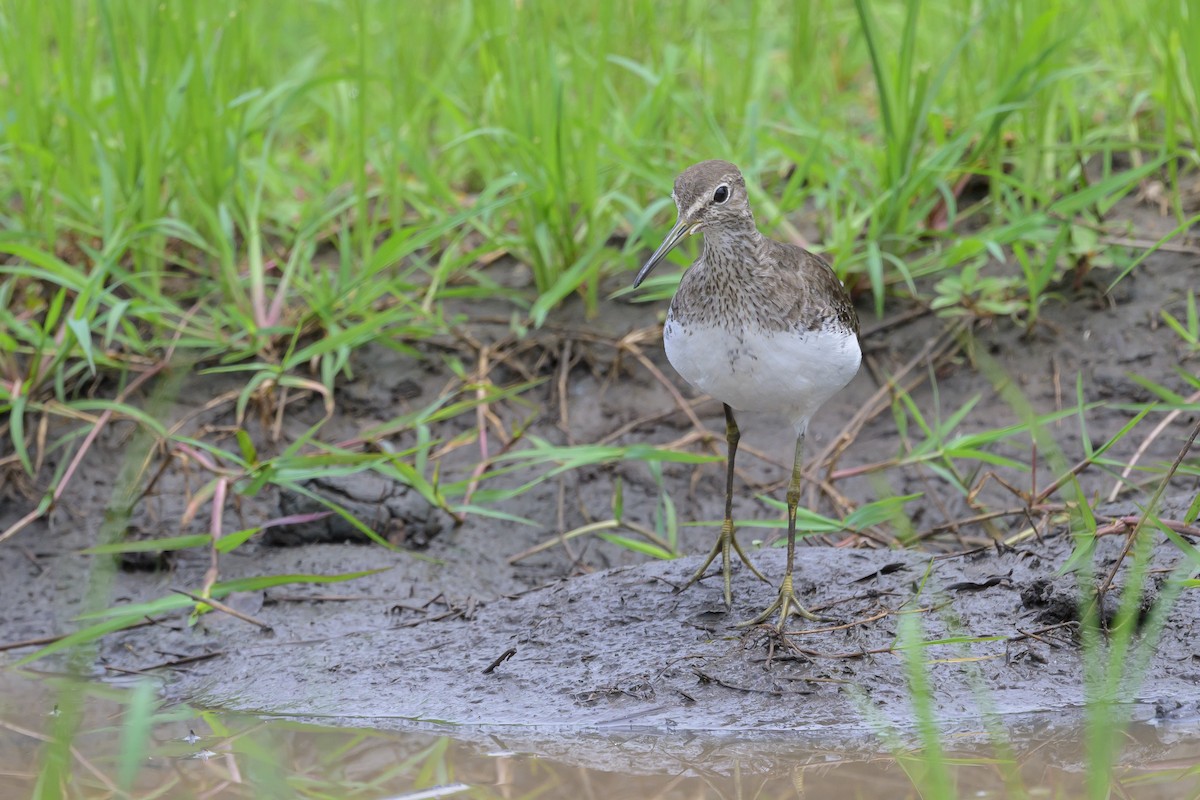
top-left (684, 197), bottom-right (706, 220)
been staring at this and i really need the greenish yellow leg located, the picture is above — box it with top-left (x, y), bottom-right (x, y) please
top-left (739, 428), bottom-right (825, 630)
top-left (677, 404), bottom-right (768, 608)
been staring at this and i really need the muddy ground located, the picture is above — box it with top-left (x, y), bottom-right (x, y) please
top-left (1, 196), bottom-right (1199, 775)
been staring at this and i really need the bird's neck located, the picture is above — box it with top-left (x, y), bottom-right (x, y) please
top-left (700, 222), bottom-right (763, 273)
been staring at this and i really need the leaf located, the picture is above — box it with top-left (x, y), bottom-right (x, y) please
top-left (845, 494), bottom-right (923, 530)
top-left (15, 612), bottom-right (160, 667)
top-left (66, 316), bottom-right (97, 376)
top-left (236, 429), bottom-right (258, 465)
top-left (597, 532), bottom-right (673, 560)
top-left (529, 239), bottom-right (606, 326)
top-left (36, 578), bottom-right (197, 652)
top-left (605, 54), bottom-right (660, 85)
top-left (1154, 520), bottom-right (1200, 570)
top-left (83, 534), bottom-right (212, 554)
top-left (446, 505), bottom-right (535, 525)
top-left (69, 400), bottom-right (170, 438)
top-left (214, 527), bottom-right (260, 553)
top-left (1048, 158), bottom-right (1165, 218)
top-left (9, 394), bottom-right (32, 475)
top-left (1059, 494), bottom-right (1098, 576)
top-left (1108, 212), bottom-right (1200, 290)
top-left (78, 570), bottom-right (389, 622)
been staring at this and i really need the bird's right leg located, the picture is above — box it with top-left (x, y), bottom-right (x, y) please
top-left (677, 403), bottom-right (769, 608)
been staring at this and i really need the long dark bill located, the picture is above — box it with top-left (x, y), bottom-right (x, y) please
top-left (632, 217), bottom-right (692, 288)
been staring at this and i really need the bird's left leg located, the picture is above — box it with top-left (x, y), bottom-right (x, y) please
top-left (739, 426), bottom-right (825, 630)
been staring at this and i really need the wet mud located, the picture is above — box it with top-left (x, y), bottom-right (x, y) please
top-left (178, 506), bottom-right (1200, 730)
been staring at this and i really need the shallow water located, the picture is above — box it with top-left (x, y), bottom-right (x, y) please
top-left (3, 673), bottom-right (1199, 800)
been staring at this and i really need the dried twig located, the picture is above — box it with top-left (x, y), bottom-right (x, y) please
top-left (172, 588), bottom-right (274, 633)
top-left (618, 334), bottom-right (710, 438)
top-left (816, 320), bottom-right (964, 482)
top-left (784, 607), bottom-right (893, 637)
top-left (1106, 388), bottom-right (1200, 502)
top-left (482, 647), bottom-right (517, 674)
top-left (1100, 236), bottom-right (1200, 255)
top-left (1098, 418), bottom-right (1200, 596)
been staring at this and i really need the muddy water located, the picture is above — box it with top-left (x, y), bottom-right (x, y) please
top-left (2, 673), bottom-right (1197, 800)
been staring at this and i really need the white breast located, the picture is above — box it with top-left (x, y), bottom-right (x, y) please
top-left (663, 316), bottom-right (861, 430)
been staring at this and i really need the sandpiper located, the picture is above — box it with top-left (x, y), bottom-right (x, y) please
top-left (633, 160), bottom-right (861, 629)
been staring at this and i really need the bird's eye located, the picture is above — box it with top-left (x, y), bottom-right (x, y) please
top-left (713, 184), bottom-right (730, 204)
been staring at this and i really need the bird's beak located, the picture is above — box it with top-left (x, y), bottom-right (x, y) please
top-left (633, 216), bottom-right (697, 288)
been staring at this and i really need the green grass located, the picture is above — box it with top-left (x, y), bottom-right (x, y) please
top-left (3, 1), bottom-right (1200, 795)
top-left (3, 0), bottom-right (1195, 537)
top-left (2, 0), bottom-right (1196, 332)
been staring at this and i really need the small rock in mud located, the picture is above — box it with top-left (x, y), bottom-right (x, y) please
top-left (1020, 574), bottom-right (1126, 628)
top-left (1020, 576), bottom-right (1077, 624)
top-left (269, 472), bottom-right (446, 548)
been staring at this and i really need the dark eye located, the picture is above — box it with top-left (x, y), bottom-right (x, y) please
top-left (713, 184), bottom-right (730, 204)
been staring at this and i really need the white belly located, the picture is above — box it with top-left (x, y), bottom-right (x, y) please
top-left (664, 317), bottom-right (861, 428)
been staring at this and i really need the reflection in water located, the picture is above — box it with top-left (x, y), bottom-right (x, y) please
top-left (1, 673), bottom-right (1197, 799)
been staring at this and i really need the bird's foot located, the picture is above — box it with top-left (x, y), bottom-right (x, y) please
top-left (675, 518), bottom-right (769, 608)
top-left (736, 574), bottom-right (827, 632)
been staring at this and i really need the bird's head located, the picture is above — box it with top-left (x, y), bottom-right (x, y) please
top-left (633, 160), bottom-right (752, 288)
